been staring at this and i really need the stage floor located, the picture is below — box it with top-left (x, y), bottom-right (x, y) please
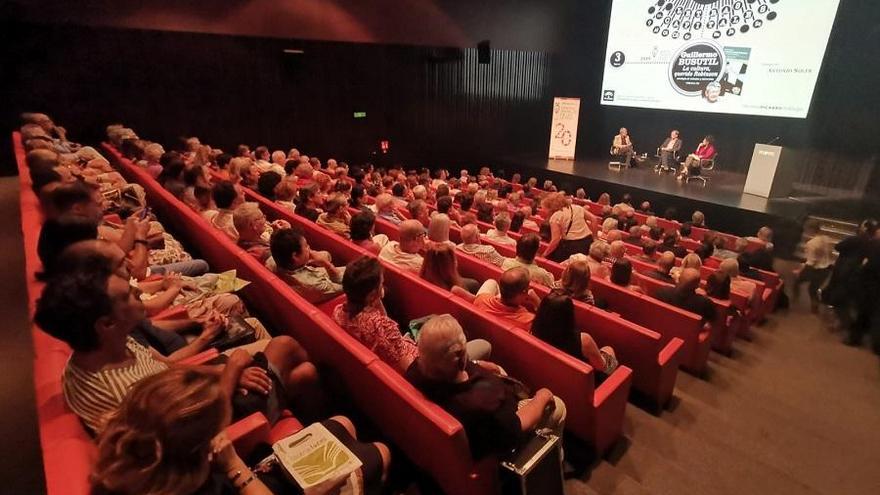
top-left (495, 155), bottom-right (811, 218)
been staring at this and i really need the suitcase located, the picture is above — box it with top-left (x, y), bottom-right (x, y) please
top-left (499, 432), bottom-right (564, 495)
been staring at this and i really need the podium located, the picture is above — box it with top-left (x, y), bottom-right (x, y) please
top-left (743, 144), bottom-right (800, 198)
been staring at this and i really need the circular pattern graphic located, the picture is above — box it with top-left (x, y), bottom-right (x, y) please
top-left (668, 42), bottom-right (725, 96)
top-left (645, 0), bottom-right (780, 39)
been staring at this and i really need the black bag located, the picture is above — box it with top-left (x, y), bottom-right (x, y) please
top-left (500, 431), bottom-right (564, 495)
top-left (209, 315), bottom-right (258, 351)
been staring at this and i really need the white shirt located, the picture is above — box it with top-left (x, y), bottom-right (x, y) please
top-left (804, 235), bottom-right (833, 269)
top-left (484, 229), bottom-right (517, 246)
top-left (549, 205), bottom-right (591, 240)
top-left (379, 241), bottom-right (423, 273)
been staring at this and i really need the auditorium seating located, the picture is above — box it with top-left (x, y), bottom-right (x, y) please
top-left (369, 211), bottom-right (685, 407)
top-left (224, 176), bottom-right (634, 454)
top-left (13, 133), bottom-right (303, 495)
top-left (103, 144), bottom-right (499, 494)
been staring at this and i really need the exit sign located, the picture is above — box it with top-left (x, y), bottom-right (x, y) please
top-left (353, 111), bottom-right (367, 119)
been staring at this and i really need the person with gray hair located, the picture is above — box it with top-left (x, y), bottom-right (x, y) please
top-left (485, 212), bottom-right (516, 247)
top-left (457, 224), bottom-right (507, 267)
top-left (645, 251), bottom-right (676, 284)
top-left (406, 314), bottom-right (565, 459)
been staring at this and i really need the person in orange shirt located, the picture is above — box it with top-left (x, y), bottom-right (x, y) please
top-left (472, 267), bottom-right (541, 331)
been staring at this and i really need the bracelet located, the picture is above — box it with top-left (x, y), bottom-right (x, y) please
top-left (134, 239), bottom-right (149, 246)
top-left (236, 474), bottom-right (256, 490)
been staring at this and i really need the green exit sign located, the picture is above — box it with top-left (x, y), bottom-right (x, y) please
top-left (353, 111), bottom-right (367, 119)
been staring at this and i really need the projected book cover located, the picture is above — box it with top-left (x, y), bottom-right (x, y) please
top-left (601, 0), bottom-right (840, 118)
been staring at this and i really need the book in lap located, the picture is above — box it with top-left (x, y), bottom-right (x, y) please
top-left (273, 422), bottom-right (363, 494)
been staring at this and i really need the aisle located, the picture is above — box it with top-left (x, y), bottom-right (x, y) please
top-left (567, 262), bottom-right (880, 495)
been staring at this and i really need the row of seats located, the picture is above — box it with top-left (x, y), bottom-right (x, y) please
top-left (12, 133), bottom-right (300, 495)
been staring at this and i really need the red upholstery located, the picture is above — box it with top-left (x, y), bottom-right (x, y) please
top-left (106, 145), bottom-right (493, 495)
top-left (231, 172), bottom-right (633, 454)
top-left (539, 257), bottom-right (711, 375)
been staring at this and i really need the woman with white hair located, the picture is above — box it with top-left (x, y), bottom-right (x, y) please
top-left (406, 314), bottom-right (565, 459)
top-left (427, 213), bottom-right (455, 248)
top-left (671, 253), bottom-right (703, 283)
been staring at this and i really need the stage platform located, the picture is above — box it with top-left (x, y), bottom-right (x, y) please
top-left (493, 155), bottom-right (814, 257)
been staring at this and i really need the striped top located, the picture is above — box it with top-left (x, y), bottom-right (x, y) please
top-left (62, 337), bottom-right (168, 432)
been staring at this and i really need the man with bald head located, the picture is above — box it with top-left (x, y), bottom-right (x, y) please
top-left (457, 223), bottom-right (507, 267)
top-left (379, 219), bottom-right (426, 273)
top-left (655, 268), bottom-right (716, 322)
top-left (406, 314), bottom-right (565, 459)
top-left (646, 251), bottom-right (676, 283)
top-left (472, 267), bottom-right (542, 330)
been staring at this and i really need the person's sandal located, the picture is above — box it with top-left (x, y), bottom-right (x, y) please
top-left (600, 351), bottom-right (618, 375)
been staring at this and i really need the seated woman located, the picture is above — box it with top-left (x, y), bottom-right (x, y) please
top-left (294, 185), bottom-right (321, 222)
top-left (350, 210), bottom-right (389, 255)
top-left (554, 259), bottom-right (595, 305)
top-left (90, 368), bottom-right (389, 495)
top-left (532, 290), bottom-right (618, 375)
top-left (316, 193), bottom-right (352, 239)
top-left (678, 135), bottom-right (716, 181)
top-left (406, 314), bottom-right (563, 460)
top-left (427, 213), bottom-right (456, 248)
top-left (333, 257), bottom-right (490, 373)
top-left (706, 271), bottom-right (732, 299)
top-left (671, 253), bottom-right (703, 283)
top-left (421, 243), bottom-right (480, 295)
top-left (609, 258), bottom-right (643, 293)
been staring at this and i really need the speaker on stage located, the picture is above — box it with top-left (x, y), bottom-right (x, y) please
top-left (477, 40), bottom-right (491, 64)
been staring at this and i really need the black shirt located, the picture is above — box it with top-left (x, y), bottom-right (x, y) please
top-left (406, 361), bottom-right (523, 459)
top-left (646, 270), bottom-right (674, 284)
top-left (655, 287), bottom-right (717, 323)
top-left (294, 204), bottom-right (320, 222)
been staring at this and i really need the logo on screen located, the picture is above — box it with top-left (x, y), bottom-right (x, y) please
top-left (644, 0), bottom-right (781, 40)
top-left (602, 90), bottom-right (615, 102)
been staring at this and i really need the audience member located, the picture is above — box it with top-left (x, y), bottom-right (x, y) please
top-left (202, 181), bottom-right (243, 240)
top-left (472, 267), bottom-right (541, 330)
top-left (655, 268), bottom-right (717, 323)
top-left (554, 259), bottom-right (594, 305)
top-left (350, 210), bottom-right (388, 255)
top-left (421, 243), bottom-right (480, 295)
top-left (646, 251), bottom-right (676, 283)
top-left (457, 223), bottom-right (507, 267)
top-left (427, 213), bottom-right (455, 248)
top-left (270, 228), bottom-right (344, 303)
top-left (532, 290), bottom-right (618, 374)
top-left (501, 233), bottom-right (554, 287)
top-left (378, 219), bottom-right (426, 273)
top-left (316, 193), bottom-right (352, 239)
top-left (406, 315), bottom-right (564, 459)
top-left (485, 212), bottom-right (517, 247)
top-left (610, 259), bottom-right (643, 293)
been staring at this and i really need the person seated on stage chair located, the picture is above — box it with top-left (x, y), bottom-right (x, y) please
top-left (611, 127), bottom-right (636, 167)
top-left (678, 135), bottom-right (716, 181)
top-left (657, 129), bottom-right (682, 171)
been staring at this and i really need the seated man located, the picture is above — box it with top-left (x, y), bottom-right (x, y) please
top-left (485, 212), bottom-right (517, 247)
top-left (374, 193), bottom-right (405, 225)
top-left (626, 225), bottom-right (644, 246)
top-left (611, 127), bottom-right (635, 167)
top-left (719, 257), bottom-right (760, 305)
top-left (501, 233), bottom-right (554, 287)
top-left (233, 202), bottom-right (290, 264)
top-left (202, 181), bottom-right (244, 241)
top-left (473, 267), bottom-right (542, 330)
top-left (657, 129), bottom-right (682, 171)
top-left (378, 219), bottom-right (426, 273)
top-left (34, 261), bottom-right (317, 432)
top-left (270, 228), bottom-right (344, 304)
top-left (457, 224), bottom-right (507, 267)
top-left (655, 268), bottom-right (717, 323)
top-left (585, 240), bottom-right (611, 280)
top-left (646, 251), bottom-right (676, 283)
top-left (406, 314), bottom-right (565, 459)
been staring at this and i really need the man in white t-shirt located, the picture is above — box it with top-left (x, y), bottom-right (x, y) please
top-left (379, 219), bottom-right (427, 273)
